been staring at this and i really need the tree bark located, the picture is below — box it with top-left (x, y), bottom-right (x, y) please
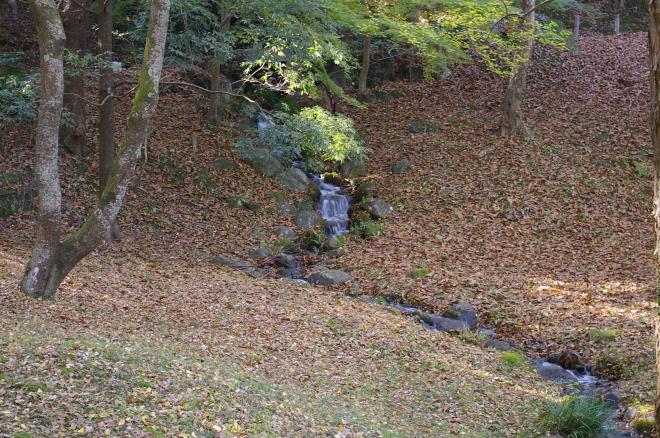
top-left (358, 35), bottom-right (371, 95)
top-left (574, 14), bottom-right (581, 39)
top-left (500, 0), bottom-right (534, 138)
top-left (614, 14), bottom-right (621, 34)
top-left (206, 12), bottom-right (232, 124)
top-left (98, 0), bottom-right (120, 239)
top-left (21, 0), bottom-right (171, 298)
top-left (60, 0), bottom-right (91, 157)
top-left (21, 0), bottom-right (65, 296)
top-left (650, 1), bottom-right (660, 434)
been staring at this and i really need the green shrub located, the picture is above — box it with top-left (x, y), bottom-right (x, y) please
top-left (260, 106), bottom-right (364, 172)
top-left (538, 396), bottom-right (609, 438)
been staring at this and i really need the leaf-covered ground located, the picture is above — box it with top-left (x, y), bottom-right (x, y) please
top-left (0, 33), bottom-right (653, 436)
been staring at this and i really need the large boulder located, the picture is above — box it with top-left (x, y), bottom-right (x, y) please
top-left (429, 316), bottom-right (470, 332)
top-left (278, 167), bottom-right (310, 191)
top-left (391, 159), bottom-right (412, 174)
top-left (245, 148), bottom-right (283, 177)
top-left (276, 226), bottom-right (297, 239)
top-left (534, 360), bottom-right (578, 382)
top-left (294, 210), bottom-right (321, 230)
top-left (211, 158), bottom-right (236, 171)
top-left (340, 159), bottom-right (367, 179)
top-left (307, 268), bottom-right (352, 285)
top-left (274, 253), bottom-right (298, 269)
top-left (249, 247), bottom-right (271, 259)
top-left (547, 350), bottom-right (587, 372)
top-left (449, 302), bottom-right (478, 328)
top-left (364, 199), bottom-right (394, 219)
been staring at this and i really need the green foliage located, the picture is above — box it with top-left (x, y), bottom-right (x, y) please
top-left (351, 210), bottom-right (384, 239)
top-left (260, 106), bottom-right (364, 172)
top-left (538, 396), bottom-right (609, 438)
top-left (632, 161), bottom-right (649, 179)
top-left (632, 418), bottom-right (656, 436)
top-left (0, 53), bottom-right (37, 123)
top-left (500, 351), bottom-right (525, 368)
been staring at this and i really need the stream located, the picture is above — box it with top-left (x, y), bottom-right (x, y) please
top-left (312, 175), bottom-right (351, 236)
top-left (391, 302), bottom-right (633, 437)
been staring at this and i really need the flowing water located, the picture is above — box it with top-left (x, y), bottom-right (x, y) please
top-left (312, 175), bottom-right (350, 236)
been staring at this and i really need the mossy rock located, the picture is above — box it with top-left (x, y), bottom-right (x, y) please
top-left (632, 418), bottom-right (655, 436)
top-left (228, 196), bottom-right (260, 212)
top-left (322, 172), bottom-right (343, 186)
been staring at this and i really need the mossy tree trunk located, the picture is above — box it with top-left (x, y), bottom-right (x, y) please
top-left (650, 0), bottom-right (660, 434)
top-left (500, 0), bottom-right (534, 139)
top-left (21, 0), bottom-right (171, 298)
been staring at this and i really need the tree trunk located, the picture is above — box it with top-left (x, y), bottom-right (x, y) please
top-left (60, 0), bottom-right (91, 157)
top-left (206, 12), bottom-right (232, 124)
top-left (21, 0), bottom-right (65, 297)
top-left (98, 0), bottom-right (120, 239)
top-left (650, 1), bottom-right (660, 434)
top-left (358, 35), bottom-right (371, 95)
top-left (21, 0), bottom-right (171, 298)
top-left (318, 83), bottom-right (336, 114)
top-left (500, 0), bottom-right (534, 138)
top-left (574, 14), bottom-right (581, 39)
top-left (8, 0), bottom-right (17, 26)
top-left (614, 14), bottom-right (621, 34)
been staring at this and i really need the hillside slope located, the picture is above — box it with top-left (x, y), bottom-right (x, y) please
top-left (0, 33), bottom-right (654, 436)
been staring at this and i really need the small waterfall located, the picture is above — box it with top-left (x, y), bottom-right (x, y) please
top-left (313, 176), bottom-right (350, 236)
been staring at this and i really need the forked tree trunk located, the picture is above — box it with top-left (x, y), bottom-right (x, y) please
top-left (500, 0), bottom-right (534, 138)
top-left (206, 12), bottom-right (232, 124)
top-left (358, 35), bottom-right (371, 95)
top-left (21, 0), bottom-right (171, 298)
top-left (650, 1), bottom-right (660, 434)
top-left (22, 0), bottom-right (65, 297)
top-left (98, 0), bottom-right (120, 239)
top-left (60, 0), bottom-right (91, 156)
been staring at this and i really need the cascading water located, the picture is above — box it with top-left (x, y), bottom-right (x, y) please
top-left (254, 111), bottom-right (351, 237)
top-left (312, 175), bottom-right (350, 236)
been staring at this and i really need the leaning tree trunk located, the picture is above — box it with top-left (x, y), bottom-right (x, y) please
top-left (60, 0), bottom-right (91, 156)
top-left (21, 0), bottom-right (171, 298)
top-left (357, 35), bottom-right (371, 95)
top-left (500, 0), bottom-right (534, 138)
top-left (206, 12), bottom-right (232, 124)
top-left (97, 0), bottom-right (120, 239)
top-left (21, 0), bottom-right (65, 296)
top-left (650, 1), bottom-right (660, 435)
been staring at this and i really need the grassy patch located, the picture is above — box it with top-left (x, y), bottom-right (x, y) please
top-left (588, 328), bottom-right (620, 343)
top-left (500, 351), bottom-right (526, 368)
top-left (407, 268), bottom-right (430, 279)
top-left (538, 396), bottom-right (609, 438)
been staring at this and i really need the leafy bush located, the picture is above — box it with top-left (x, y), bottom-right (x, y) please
top-left (260, 106), bottom-right (364, 172)
top-left (0, 56), bottom-right (37, 123)
top-left (538, 396), bottom-right (610, 438)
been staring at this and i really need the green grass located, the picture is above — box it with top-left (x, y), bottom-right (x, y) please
top-left (407, 268), bottom-right (430, 279)
top-left (588, 328), bottom-right (620, 342)
top-left (500, 351), bottom-right (526, 368)
top-left (538, 396), bottom-right (610, 438)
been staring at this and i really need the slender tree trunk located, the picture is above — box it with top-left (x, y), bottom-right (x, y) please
top-left (21, 0), bottom-right (65, 296)
top-left (651, 1), bottom-right (660, 434)
top-left (500, 0), bottom-right (534, 138)
top-left (615, 14), bottom-right (621, 34)
top-left (60, 0), bottom-right (91, 156)
top-left (21, 0), bottom-right (171, 298)
top-left (8, 0), bottom-right (17, 26)
top-left (574, 14), bottom-right (581, 39)
top-left (358, 35), bottom-right (371, 95)
top-left (318, 83), bottom-right (336, 114)
top-left (98, 0), bottom-right (119, 239)
top-left (206, 12), bottom-right (232, 124)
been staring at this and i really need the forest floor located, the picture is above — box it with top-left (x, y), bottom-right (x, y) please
top-left (0, 33), bottom-right (654, 436)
